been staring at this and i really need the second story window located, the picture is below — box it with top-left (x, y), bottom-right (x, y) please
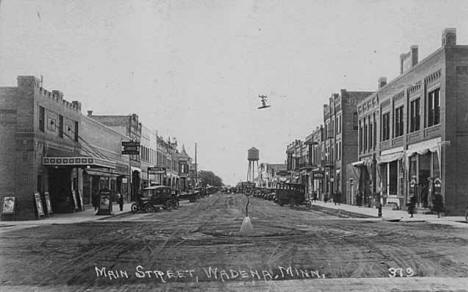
top-left (363, 121), bottom-right (368, 151)
top-left (359, 120), bottom-right (363, 152)
top-left (394, 106), bottom-right (404, 137)
top-left (373, 113), bottom-right (377, 148)
top-left (382, 112), bottom-right (390, 141)
top-left (58, 115), bottom-right (64, 138)
top-left (427, 88), bottom-right (440, 127)
top-left (410, 98), bottom-right (420, 132)
top-left (39, 106), bottom-right (45, 132)
top-left (369, 119), bottom-right (373, 150)
top-left (353, 112), bottom-right (358, 130)
top-left (74, 121), bottom-right (79, 142)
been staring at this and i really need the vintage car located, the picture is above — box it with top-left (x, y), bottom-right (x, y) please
top-left (179, 189), bottom-right (201, 202)
top-left (275, 183), bottom-right (306, 206)
top-left (131, 185), bottom-right (179, 213)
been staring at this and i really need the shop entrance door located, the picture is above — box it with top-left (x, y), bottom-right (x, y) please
top-left (48, 168), bottom-right (72, 213)
top-left (418, 153), bottom-right (431, 208)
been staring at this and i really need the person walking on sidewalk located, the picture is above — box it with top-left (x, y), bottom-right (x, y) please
top-left (116, 192), bottom-right (124, 212)
top-left (92, 192), bottom-right (99, 211)
top-left (408, 196), bottom-right (417, 218)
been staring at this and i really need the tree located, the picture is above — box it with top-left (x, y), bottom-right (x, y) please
top-left (198, 170), bottom-right (223, 187)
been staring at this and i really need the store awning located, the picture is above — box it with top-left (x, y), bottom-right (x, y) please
top-left (352, 161), bottom-right (364, 167)
top-left (85, 168), bottom-right (120, 177)
top-left (43, 156), bottom-right (115, 169)
top-left (407, 137), bottom-right (441, 157)
top-left (377, 152), bottom-right (404, 164)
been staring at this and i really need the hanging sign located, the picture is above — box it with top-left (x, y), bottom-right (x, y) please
top-left (122, 141), bottom-right (140, 155)
top-left (148, 166), bottom-right (166, 174)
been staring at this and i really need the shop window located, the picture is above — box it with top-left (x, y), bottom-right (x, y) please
top-left (410, 98), bottom-right (420, 132)
top-left (409, 156), bottom-right (417, 179)
top-left (39, 106), bottom-right (45, 132)
top-left (389, 161), bottom-right (398, 195)
top-left (432, 151), bottom-right (440, 178)
top-left (381, 165), bottom-right (388, 195)
top-left (394, 106), bottom-right (404, 137)
top-left (427, 88), bottom-right (440, 127)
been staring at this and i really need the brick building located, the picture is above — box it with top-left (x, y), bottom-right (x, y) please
top-left (1, 76), bottom-right (84, 219)
top-left (305, 125), bottom-right (325, 199)
top-left (87, 112), bottom-right (142, 200)
top-left (286, 139), bottom-right (303, 183)
top-left (322, 90), bottom-right (373, 204)
top-left (80, 115), bottom-right (131, 205)
top-left (258, 163), bottom-right (287, 188)
top-left (355, 28), bottom-right (468, 215)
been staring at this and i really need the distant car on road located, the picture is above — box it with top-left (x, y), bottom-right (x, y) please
top-left (275, 183), bottom-right (306, 207)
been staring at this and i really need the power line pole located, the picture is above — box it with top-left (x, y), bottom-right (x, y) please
top-left (195, 143), bottom-right (198, 187)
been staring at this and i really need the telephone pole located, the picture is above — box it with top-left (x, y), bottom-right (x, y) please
top-left (195, 143), bottom-right (198, 187)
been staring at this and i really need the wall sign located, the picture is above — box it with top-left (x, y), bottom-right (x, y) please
top-left (97, 190), bottom-right (112, 215)
top-left (34, 193), bottom-right (45, 217)
top-left (2, 196), bottom-right (15, 215)
top-left (71, 190), bottom-right (79, 211)
top-left (44, 192), bottom-right (53, 215)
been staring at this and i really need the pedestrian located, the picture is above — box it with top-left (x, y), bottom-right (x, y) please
top-left (116, 192), bottom-right (124, 211)
top-left (432, 193), bottom-right (444, 218)
top-left (407, 196), bottom-right (417, 218)
top-left (313, 191), bottom-right (317, 203)
top-left (92, 192), bottom-right (99, 211)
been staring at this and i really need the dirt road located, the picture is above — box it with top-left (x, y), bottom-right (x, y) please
top-left (1, 193), bottom-right (468, 290)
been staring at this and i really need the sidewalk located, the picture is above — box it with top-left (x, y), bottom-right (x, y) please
top-left (312, 200), bottom-right (468, 227)
top-left (0, 202), bottom-right (132, 229)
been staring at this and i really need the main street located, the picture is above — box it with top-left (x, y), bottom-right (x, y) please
top-left (1, 192), bottom-right (468, 291)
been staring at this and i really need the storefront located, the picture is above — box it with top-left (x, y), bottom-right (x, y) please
top-left (406, 138), bottom-right (442, 209)
top-left (42, 156), bottom-right (115, 213)
top-left (352, 157), bottom-right (377, 206)
top-left (311, 168), bottom-right (324, 200)
top-left (378, 150), bottom-right (405, 209)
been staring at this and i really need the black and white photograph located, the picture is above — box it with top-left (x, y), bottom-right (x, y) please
top-left (1, 0), bottom-right (468, 291)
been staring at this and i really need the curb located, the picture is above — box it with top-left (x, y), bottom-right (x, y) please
top-left (96, 210), bottom-right (132, 220)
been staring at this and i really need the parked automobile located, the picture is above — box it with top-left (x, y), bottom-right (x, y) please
top-left (131, 185), bottom-right (179, 213)
top-left (275, 183), bottom-right (306, 206)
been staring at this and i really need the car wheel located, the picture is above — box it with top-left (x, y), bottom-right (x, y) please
top-left (131, 203), bottom-right (138, 213)
top-left (164, 201), bottom-right (172, 211)
top-left (289, 198), bottom-right (295, 207)
top-left (144, 204), bottom-right (154, 213)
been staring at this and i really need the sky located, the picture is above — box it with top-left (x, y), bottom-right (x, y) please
top-left (1, 0), bottom-right (468, 185)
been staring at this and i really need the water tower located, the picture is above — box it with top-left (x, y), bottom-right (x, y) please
top-left (247, 147), bottom-right (259, 183)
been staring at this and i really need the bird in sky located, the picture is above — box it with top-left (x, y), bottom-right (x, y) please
top-left (257, 95), bottom-right (271, 109)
